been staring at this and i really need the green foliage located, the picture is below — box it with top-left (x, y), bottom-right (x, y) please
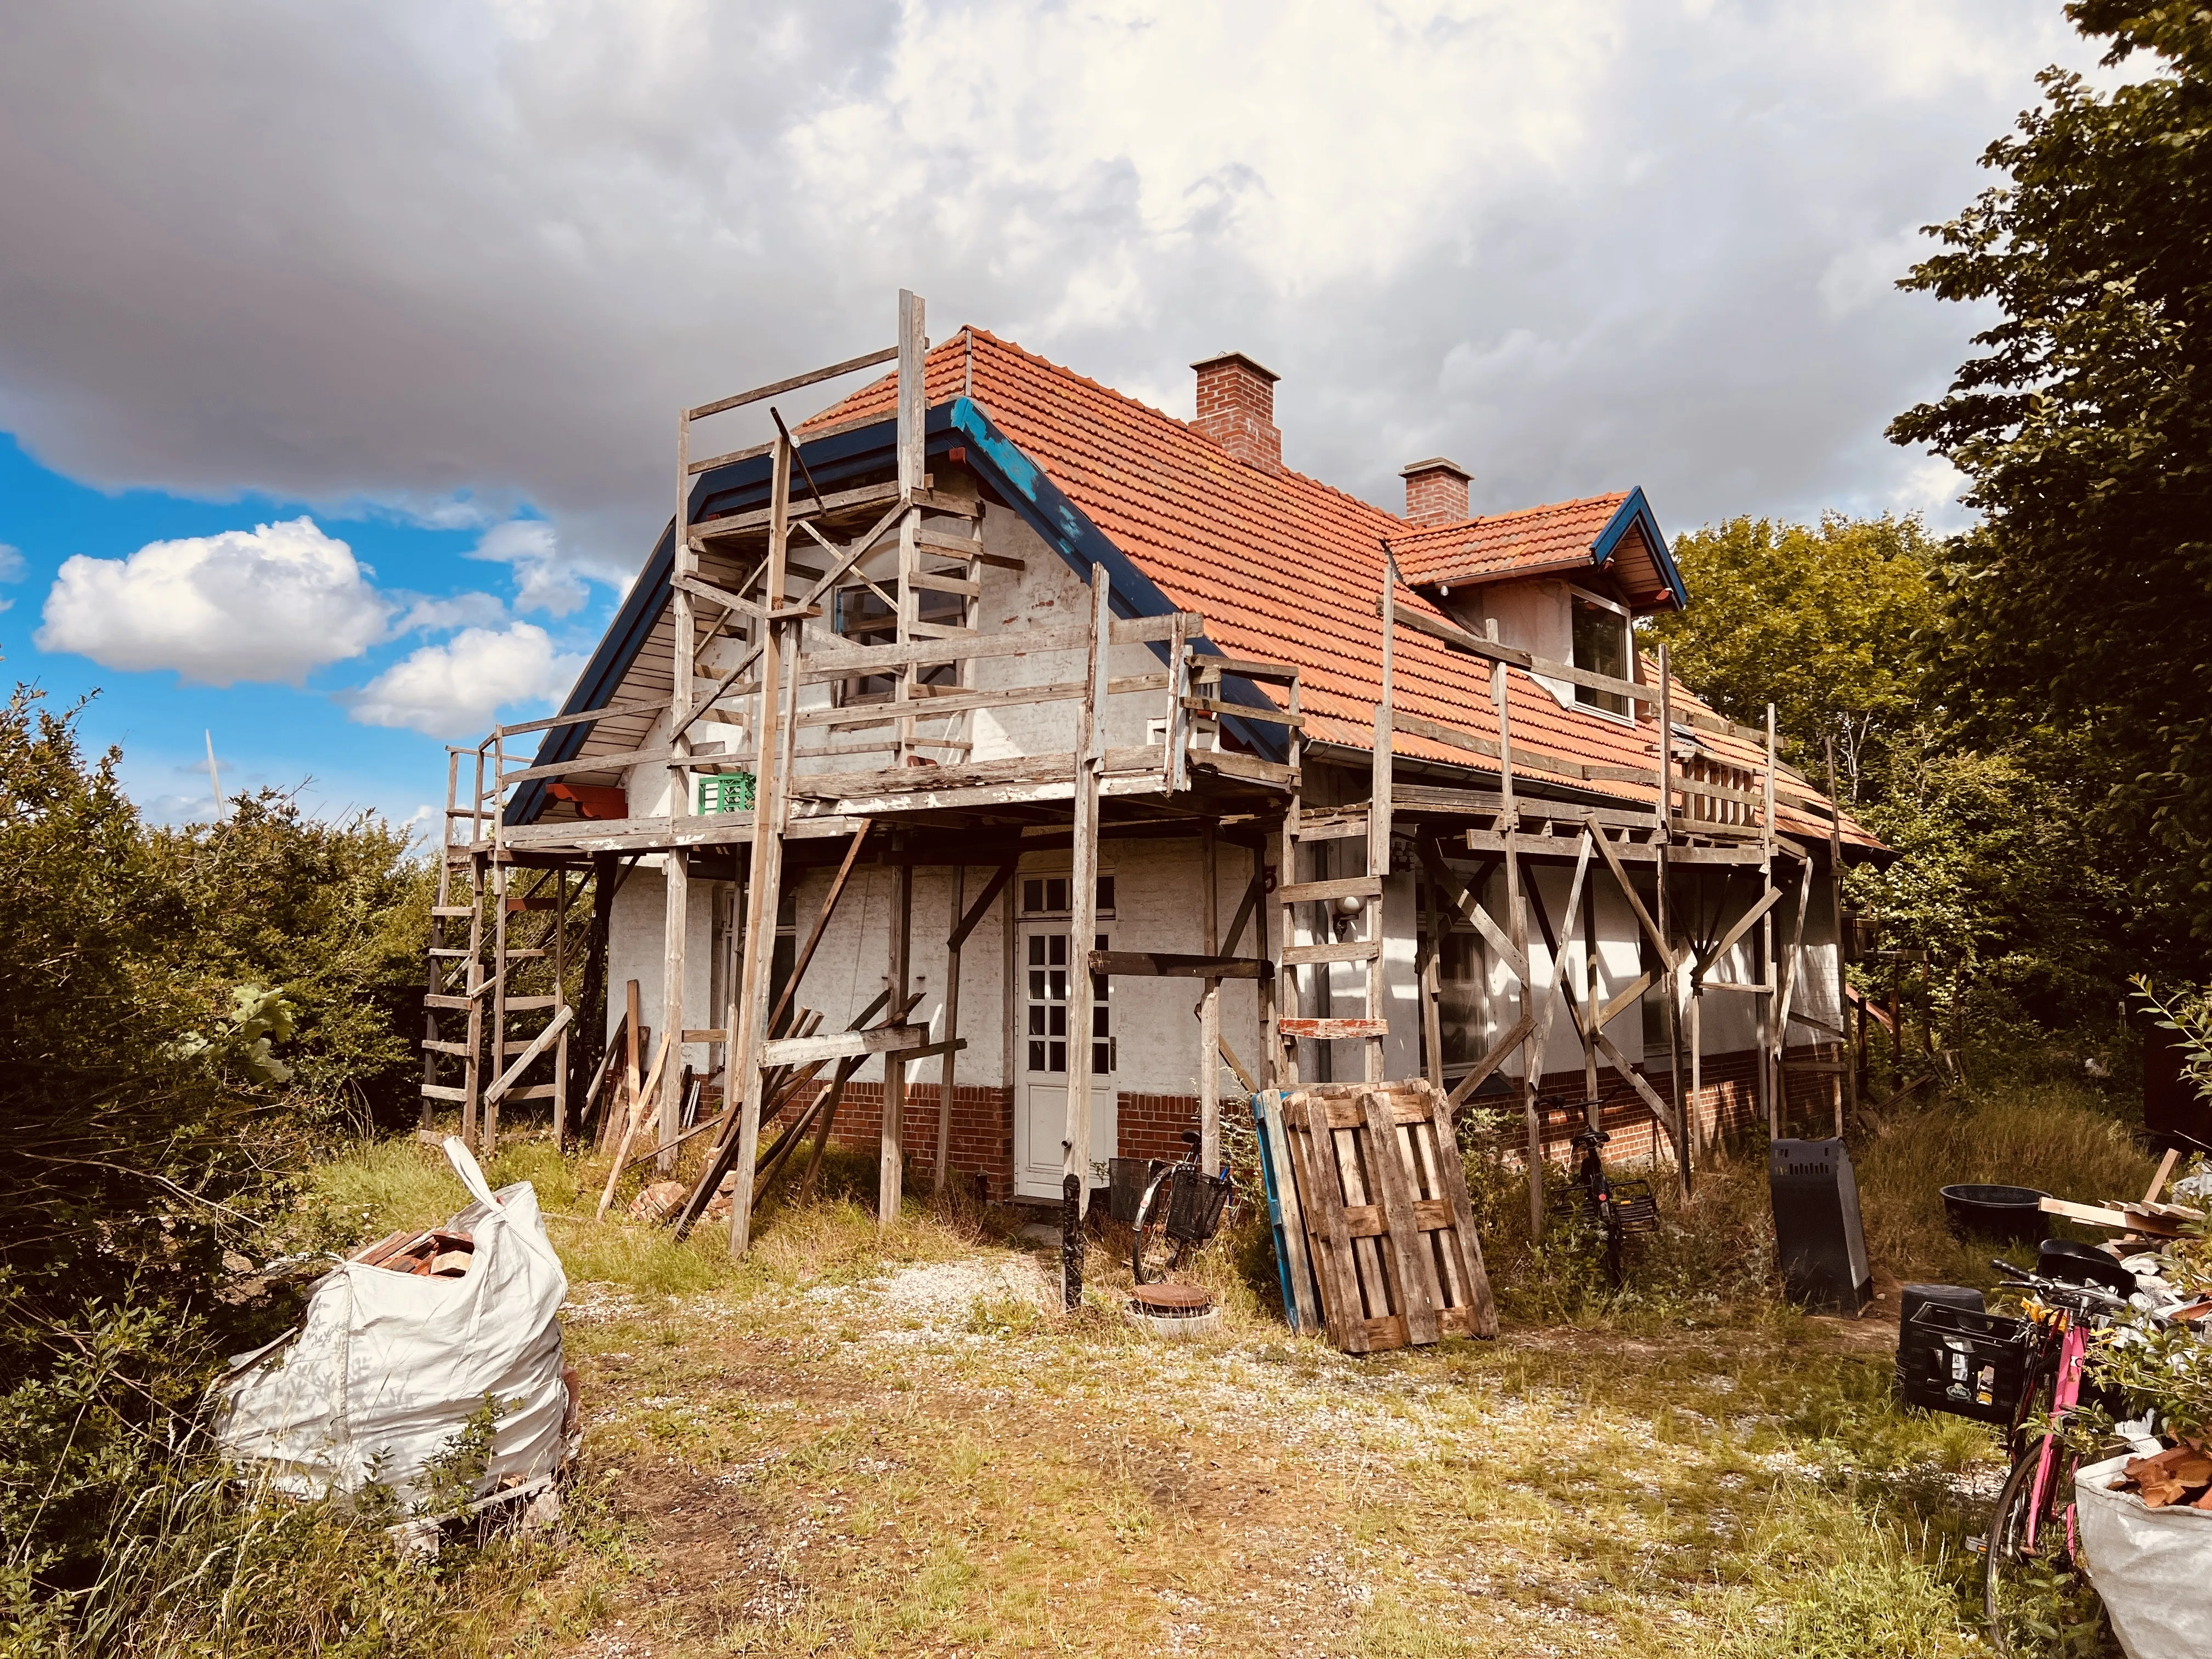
top-left (0, 682), bottom-right (438, 1618)
top-left (1645, 513), bottom-right (1943, 802)
top-left (1852, 731), bottom-right (2136, 1031)
top-left (0, 686), bottom-right (250, 1338)
top-left (1644, 505), bottom-right (2142, 1032)
top-left (1888, 2), bottom-right (2212, 948)
top-left (150, 788), bottom-right (434, 1130)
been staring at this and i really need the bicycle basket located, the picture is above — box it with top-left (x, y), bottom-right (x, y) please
top-left (1899, 1301), bottom-right (2032, 1425)
top-left (1609, 1178), bottom-right (1660, 1235)
top-left (1105, 1158), bottom-right (1153, 1226)
top-left (1164, 1167), bottom-right (1232, 1245)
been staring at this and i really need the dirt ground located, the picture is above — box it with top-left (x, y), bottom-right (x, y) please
top-left (535, 1222), bottom-right (1992, 1659)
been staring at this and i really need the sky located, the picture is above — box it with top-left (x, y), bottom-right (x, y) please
top-left (0, 1), bottom-right (2115, 831)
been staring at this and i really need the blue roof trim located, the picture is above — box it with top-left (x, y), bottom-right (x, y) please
top-left (1589, 486), bottom-right (1686, 611)
top-left (509, 396), bottom-right (1284, 826)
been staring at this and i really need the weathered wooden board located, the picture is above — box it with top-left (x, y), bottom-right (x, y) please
top-left (1276, 1080), bottom-right (1496, 1353)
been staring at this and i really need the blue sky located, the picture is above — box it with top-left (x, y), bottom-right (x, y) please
top-left (0, 433), bottom-right (624, 829)
top-left (0, 2), bottom-right (2115, 836)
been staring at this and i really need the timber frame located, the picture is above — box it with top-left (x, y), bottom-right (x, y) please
top-left (420, 290), bottom-right (1868, 1307)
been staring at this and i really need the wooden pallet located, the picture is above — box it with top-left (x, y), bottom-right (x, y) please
top-left (1273, 1080), bottom-right (1496, 1353)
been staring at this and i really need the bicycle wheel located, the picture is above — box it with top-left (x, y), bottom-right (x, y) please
top-left (1983, 1434), bottom-right (2085, 1656)
top-left (1130, 1173), bottom-right (1180, 1285)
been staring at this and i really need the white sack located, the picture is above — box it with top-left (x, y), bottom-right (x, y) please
top-left (215, 1138), bottom-right (569, 1506)
top-left (2075, 1453), bottom-right (2212, 1659)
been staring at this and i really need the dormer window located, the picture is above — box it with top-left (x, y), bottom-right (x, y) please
top-left (1570, 588), bottom-right (1632, 718)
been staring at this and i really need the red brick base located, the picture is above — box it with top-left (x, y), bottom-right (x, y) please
top-left (811, 1047), bottom-right (1841, 1193)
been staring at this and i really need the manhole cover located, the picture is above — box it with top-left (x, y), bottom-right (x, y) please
top-left (1130, 1283), bottom-right (1214, 1314)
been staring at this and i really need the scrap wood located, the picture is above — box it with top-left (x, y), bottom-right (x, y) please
top-left (595, 1031), bottom-right (673, 1221)
top-left (2038, 1194), bottom-right (2187, 1237)
top-left (669, 989), bottom-right (922, 1241)
top-left (1276, 1079), bottom-right (1494, 1355)
top-left (2112, 1442), bottom-right (2212, 1509)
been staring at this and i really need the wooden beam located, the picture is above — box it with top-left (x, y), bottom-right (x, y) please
top-left (686, 345), bottom-right (898, 424)
top-left (1089, 950), bottom-right (1266, 980)
top-left (1279, 1017), bottom-right (1388, 1040)
top-left (762, 1022), bottom-right (928, 1069)
top-left (495, 696), bottom-right (673, 740)
top-left (482, 1005), bottom-right (574, 1108)
top-left (1446, 1014), bottom-right (1533, 1110)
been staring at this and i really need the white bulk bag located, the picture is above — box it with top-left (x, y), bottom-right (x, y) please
top-left (2075, 1453), bottom-right (2212, 1659)
top-left (215, 1138), bottom-right (569, 1508)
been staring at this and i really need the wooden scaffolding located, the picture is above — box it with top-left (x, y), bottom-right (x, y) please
top-left (422, 287), bottom-right (1863, 1311)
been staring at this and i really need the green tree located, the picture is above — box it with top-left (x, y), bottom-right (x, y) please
top-left (151, 791), bottom-right (433, 1132)
top-left (1643, 514), bottom-right (1942, 803)
top-left (1888, 1), bottom-right (2212, 948)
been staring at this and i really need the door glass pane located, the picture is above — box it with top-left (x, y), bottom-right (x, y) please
top-left (1439, 932), bottom-right (1485, 1067)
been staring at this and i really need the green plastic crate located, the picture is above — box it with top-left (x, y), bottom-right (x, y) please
top-left (700, 772), bottom-right (755, 814)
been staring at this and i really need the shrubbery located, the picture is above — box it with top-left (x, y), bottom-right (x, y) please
top-left (0, 686), bottom-right (434, 1638)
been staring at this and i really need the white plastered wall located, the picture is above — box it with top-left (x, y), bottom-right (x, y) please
top-left (601, 836), bottom-right (1269, 1098)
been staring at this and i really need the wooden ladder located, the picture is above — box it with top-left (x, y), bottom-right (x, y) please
top-left (1268, 665), bottom-right (1390, 1087)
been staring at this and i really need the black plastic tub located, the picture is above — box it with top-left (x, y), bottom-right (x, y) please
top-left (1939, 1183), bottom-right (2051, 1244)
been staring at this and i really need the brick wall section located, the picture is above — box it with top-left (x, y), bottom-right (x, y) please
top-left (817, 1046), bottom-right (1844, 1195)
top-left (1115, 1092), bottom-right (1208, 1164)
top-left (1507, 1045), bottom-right (1843, 1166)
top-left (1190, 353), bottom-right (1282, 474)
top-left (828, 1082), bottom-right (1016, 1199)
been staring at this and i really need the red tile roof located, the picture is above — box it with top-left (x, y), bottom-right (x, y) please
top-left (1390, 494), bottom-right (1628, 584)
top-left (809, 329), bottom-right (1871, 848)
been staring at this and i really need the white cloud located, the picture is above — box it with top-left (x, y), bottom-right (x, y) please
top-left (344, 620), bottom-right (583, 737)
top-left (397, 590), bottom-right (509, 631)
top-left (0, 1), bottom-right (2112, 543)
top-left (0, 544), bottom-right (24, 582)
top-left (36, 517), bottom-right (391, 685)
top-left (468, 518), bottom-right (593, 616)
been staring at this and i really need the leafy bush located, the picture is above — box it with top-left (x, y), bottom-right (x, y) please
top-left (0, 685), bottom-right (438, 1630)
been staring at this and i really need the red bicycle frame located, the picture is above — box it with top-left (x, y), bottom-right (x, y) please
top-left (2023, 1307), bottom-right (2089, 1551)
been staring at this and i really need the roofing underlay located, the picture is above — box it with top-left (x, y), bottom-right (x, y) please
top-left (515, 327), bottom-right (1872, 852)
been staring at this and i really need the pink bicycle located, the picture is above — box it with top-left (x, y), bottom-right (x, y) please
top-left (1978, 1259), bottom-right (2132, 1654)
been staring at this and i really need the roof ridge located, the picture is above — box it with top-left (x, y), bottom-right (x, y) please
top-left (960, 329), bottom-right (1409, 528)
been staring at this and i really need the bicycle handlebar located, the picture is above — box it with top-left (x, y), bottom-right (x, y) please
top-left (1989, 1259), bottom-right (2129, 1312)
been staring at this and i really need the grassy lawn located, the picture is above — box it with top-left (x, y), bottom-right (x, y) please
top-left (275, 1076), bottom-right (2158, 1659)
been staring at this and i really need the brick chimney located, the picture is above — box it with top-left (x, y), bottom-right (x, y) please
top-left (1191, 351), bottom-right (1282, 473)
top-left (1401, 458), bottom-right (1471, 526)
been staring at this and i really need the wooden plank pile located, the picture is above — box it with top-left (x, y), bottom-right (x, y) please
top-left (1255, 1079), bottom-right (1496, 1354)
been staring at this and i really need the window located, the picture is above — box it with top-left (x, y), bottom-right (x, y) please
top-left (833, 580), bottom-right (966, 702)
top-left (1416, 867), bottom-right (1492, 1073)
top-left (1024, 930), bottom-right (1111, 1075)
top-left (1638, 926), bottom-right (1668, 1058)
top-left (1571, 592), bottom-right (1632, 718)
top-left (1020, 874), bottom-right (1114, 917)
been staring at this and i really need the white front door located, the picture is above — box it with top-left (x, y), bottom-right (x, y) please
top-left (1013, 920), bottom-right (1114, 1199)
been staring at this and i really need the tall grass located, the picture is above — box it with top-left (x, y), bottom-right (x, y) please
top-left (1856, 1079), bottom-right (2153, 1288)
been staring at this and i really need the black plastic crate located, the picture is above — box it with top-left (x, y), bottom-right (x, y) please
top-left (1106, 1158), bottom-right (1154, 1226)
top-left (1899, 1300), bottom-right (2033, 1425)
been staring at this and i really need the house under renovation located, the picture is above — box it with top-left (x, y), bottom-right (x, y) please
top-left (422, 291), bottom-right (1880, 1267)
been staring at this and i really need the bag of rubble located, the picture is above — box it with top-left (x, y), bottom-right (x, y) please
top-left (2075, 1449), bottom-right (2212, 1659)
top-left (212, 1137), bottom-right (573, 1513)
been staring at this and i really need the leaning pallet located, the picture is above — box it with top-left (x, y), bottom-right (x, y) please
top-left (1271, 1079), bottom-right (1496, 1353)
